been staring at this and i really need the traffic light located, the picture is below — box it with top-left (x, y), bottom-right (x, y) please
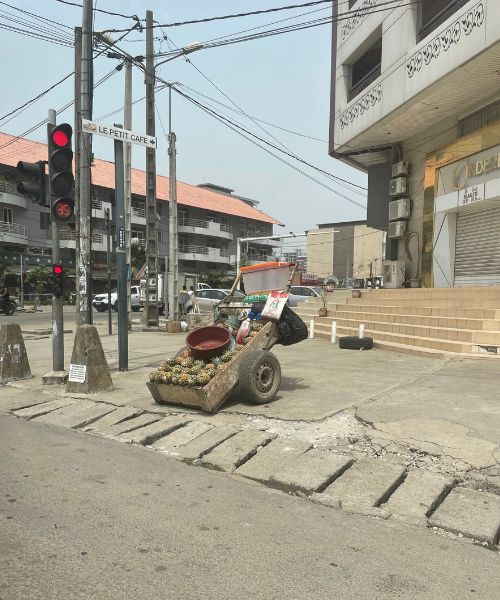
top-left (16, 160), bottom-right (47, 206)
top-left (52, 264), bottom-right (64, 298)
top-left (48, 123), bottom-right (74, 222)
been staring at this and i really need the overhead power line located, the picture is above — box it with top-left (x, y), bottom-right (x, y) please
top-left (53, 0), bottom-right (141, 22)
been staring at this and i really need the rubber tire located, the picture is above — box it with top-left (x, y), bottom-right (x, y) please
top-left (95, 305), bottom-right (107, 313)
top-left (131, 306), bottom-right (140, 312)
top-left (239, 350), bottom-right (281, 404)
top-left (113, 302), bottom-right (119, 312)
top-left (339, 336), bottom-right (374, 350)
top-left (6, 303), bottom-right (15, 316)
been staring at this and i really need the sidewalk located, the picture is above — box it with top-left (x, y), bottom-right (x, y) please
top-left (5, 324), bottom-right (500, 484)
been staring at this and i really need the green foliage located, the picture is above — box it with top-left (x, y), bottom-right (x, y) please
top-left (198, 270), bottom-right (234, 288)
top-left (25, 266), bottom-right (51, 294)
top-left (131, 241), bottom-right (145, 276)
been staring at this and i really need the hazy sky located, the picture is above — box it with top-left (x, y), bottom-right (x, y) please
top-left (0, 0), bottom-right (367, 237)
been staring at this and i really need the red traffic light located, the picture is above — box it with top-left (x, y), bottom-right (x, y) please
top-left (52, 130), bottom-right (69, 147)
top-left (53, 265), bottom-right (63, 275)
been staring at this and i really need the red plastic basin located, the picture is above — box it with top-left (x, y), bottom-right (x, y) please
top-left (186, 326), bottom-right (231, 361)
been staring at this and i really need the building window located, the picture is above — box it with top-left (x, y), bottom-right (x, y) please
top-left (40, 213), bottom-right (50, 230)
top-left (458, 100), bottom-right (500, 139)
top-left (417, 0), bottom-right (469, 42)
top-left (348, 0), bottom-right (357, 8)
top-left (3, 207), bottom-right (13, 224)
top-left (349, 36), bottom-right (382, 101)
top-left (157, 230), bottom-right (164, 243)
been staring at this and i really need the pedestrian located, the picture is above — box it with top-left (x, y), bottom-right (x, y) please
top-left (0, 286), bottom-right (9, 312)
top-left (178, 285), bottom-right (190, 317)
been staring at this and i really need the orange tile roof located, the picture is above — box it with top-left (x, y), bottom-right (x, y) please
top-left (0, 131), bottom-right (282, 225)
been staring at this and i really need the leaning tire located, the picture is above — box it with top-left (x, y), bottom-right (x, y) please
top-left (96, 305), bottom-right (106, 313)
top-left (131, 306), bottom-right (140, 312)
top-left (6, 303), bottom-right (15, 316)
top-left (239, 350), bottom-right (281, 404)
top-left (113, 302), bottom-right (119, 312)
top-left (339, 336), bottom-right (373, 350)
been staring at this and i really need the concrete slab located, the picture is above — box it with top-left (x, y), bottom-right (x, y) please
top-left (0, 322), bottom-right (31, 384)
top-left (50, 403), bottom-right (117, 429)
top-left (34, 400), bottom-right (95, 424)
top-left (118, 415), bottom-right (190, 445)
top-left (13, 398), bottom-right (77, 419)
top-left (269, 450), bottom-right (353, 494)
top-left (84, 406), bottom-right (142, 432)
top-left (428, 488), bottom-right (500, 545)
top-left (200, 430), bottom-right (277, 472)
top-left (383, 470), bottom-right (455, 522)
top-left (97, 413), bottom-right (162, 438)
top-left (321, 458), bottom-right (407, 508)
top-left (236, 438), bottom-right (312, 483)
top-left (174, 426), bottom-right (240, 462)
top-left (152, 421), bottom-right (214, 453)
top-left (0, 391), bottom-right (50, 413)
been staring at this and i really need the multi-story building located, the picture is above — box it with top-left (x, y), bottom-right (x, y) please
top-left (330, 0), bottom-right (500, 287)
top-left (307, 220), bottom-right (385, 281)
top-left (0, 132), bottom-right (281, 289)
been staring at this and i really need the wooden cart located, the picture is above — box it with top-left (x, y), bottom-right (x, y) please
top-left (147, 320), bottom-right (281, 413)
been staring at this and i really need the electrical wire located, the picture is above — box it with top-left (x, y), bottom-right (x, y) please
top-left (53, 0), bottom-right (141, 21)
top-left (0, 1), bottom-right (72, 30)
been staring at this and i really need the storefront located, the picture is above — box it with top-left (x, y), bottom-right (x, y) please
top-left (432, 144), bottom-right (500, 287)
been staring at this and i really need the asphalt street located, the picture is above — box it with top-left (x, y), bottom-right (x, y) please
top-left (1, 414), bottom-right (499, 600)
top-left (1, 306), bottom-right (128, 330)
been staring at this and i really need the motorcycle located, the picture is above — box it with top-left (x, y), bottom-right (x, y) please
top-left (0, 299), bottom-right (17, 316)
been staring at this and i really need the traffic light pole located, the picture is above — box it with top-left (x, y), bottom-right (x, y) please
top-left (48, 109), bottom-right (65, 374)
top-left (114, 132), bottom-right (128, 371)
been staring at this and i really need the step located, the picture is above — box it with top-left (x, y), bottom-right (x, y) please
top-left (311, 316), bottom-right (500, 344)
top-left (297, 308), bottom-right (500, 332)
top-left (347, 297), bottom-right (500, 308)
top-left (313, 323), bottom-right (472, 353)
top-left (360, 286), bottom-right (500, 299)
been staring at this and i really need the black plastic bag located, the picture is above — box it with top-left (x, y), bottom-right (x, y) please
top-left (277, 304), bottom-right (308, 346)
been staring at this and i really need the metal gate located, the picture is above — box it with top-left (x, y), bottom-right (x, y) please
top-left (454, 204), bottom-right (500, 286)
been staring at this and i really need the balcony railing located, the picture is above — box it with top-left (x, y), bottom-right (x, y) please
top-left (417, 0), bottom-right (469, 42)
top-left (0, 181), bottom-right (21, 195)
top-left (132, 206), bottom-right (146, 218)
top-left (48, 229), bottom-right (104, 244)
top-left (0, 220), bottom-right (26, 237)
top-left (179, 245), bottom-right (230, 258)
top-left (179, 217), bottom-right (232, 234)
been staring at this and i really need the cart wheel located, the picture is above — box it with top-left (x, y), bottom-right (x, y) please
top-left (239, 350), bottom-right (281, 404)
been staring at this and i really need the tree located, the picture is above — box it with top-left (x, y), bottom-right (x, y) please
top-left (131, 241), bottom-right (145, 276)
top-left (25, 266), bottom-right (51, 295)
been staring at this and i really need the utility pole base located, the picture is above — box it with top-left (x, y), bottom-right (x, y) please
top-left (42, 371), bottom-right (69, 385)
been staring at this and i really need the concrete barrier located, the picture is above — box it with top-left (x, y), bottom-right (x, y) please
top-left (0, 323), bottom-right (32, 384)
top-left (66, 325), bottom-right (113, 394)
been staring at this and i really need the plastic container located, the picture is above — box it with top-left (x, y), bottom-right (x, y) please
top-left (240, 262), bottom-right (291, 294)
top-left (186, 326), bottom-right (231, 361)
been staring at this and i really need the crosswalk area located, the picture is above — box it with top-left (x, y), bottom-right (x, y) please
top-left (4, 395), bottom-right (500, 548)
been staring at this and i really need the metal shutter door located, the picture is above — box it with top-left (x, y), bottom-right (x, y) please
top-left (454, 204), bottom-right (500, 286)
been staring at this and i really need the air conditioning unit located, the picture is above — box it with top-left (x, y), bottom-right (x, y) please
top-left (388, 220), bottom-right (407, 238)
top-left (392, 161), bottom-right (409, 178)
top-left (390, 177), bottom-right (408, 196)
top-left (389, 198), bottom-right (411, 221)
top-left (382, 260), bottom-right (405, 289)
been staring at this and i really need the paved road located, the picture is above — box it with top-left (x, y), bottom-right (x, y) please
top-left (1, 306), bottom-right (133, 330)
top-left (1, 415), bottom-right (499, 600)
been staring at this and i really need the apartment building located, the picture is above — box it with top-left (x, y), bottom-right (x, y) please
top-left (307, 220), bottom-right (385, 281)
top-left (0, 132), bottom-right (281, 288)
top-left (330, 0), bottom-right (500, 287)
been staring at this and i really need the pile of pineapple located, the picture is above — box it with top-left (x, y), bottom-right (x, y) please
top-left (149, 347), bottom-right (241, 388)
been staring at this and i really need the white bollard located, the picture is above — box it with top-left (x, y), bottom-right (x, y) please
top-left (309, 319), bottom-right (315, 339)
top-left (359, 323), bottom-right (365, 339)
top-left (331, 321), bottom-right (337, 344)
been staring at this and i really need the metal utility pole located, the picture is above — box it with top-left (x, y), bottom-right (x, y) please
top-left (105, 208), bottom-right (112, 335)
top-left (114, 131), bottom-right (128, 371)
top-left (48, 109), bottom-right (64, 373)
top-left (168, 85), bottom-right (178, 321)
top-left (74, 26), bottom-right (82, 325)
top-left (19, 254), bottom-right (24, 310)
top-left (124, 58), bottom-right (133, 330)
top-left (142, 9), bottom-right (159, 327)
top-left (77, 0), bottom-right (93, 325)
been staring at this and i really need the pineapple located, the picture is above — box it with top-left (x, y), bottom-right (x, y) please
top-left (178, 373), bottom-right (191, 386)
top-left (188, 364), bottom-right (203, 377)
top-left (211, 356), bottom-right (223, 367)
top-left (205, 363), bottom-right (217, 372)
top-left (180, 357), bottom-right (195, 369)
top-left (186, 375), bottom-right (197, 387)
top-left (172, 365), bottom-right (183, 375)
top-left (160, 372), bottom-right (173, 384)
top-left (221, 350), bottom-right (236, 363)
top-left (166, 356), bottom-right (178, 367)
top-left (160, 362), bottom-right (173, 372)
top-left (196, 371), bottom-right (211, 387)
top-left (149, 370), bottom-right (159, 382)
top-left (171, 375), bottom-right (180, 385)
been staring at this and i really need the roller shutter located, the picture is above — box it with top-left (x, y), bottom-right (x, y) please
top-left (454, 204), bottom-right (500, 286)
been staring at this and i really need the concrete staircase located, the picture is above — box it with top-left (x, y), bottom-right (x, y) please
top-left (295, 287), bottom-right (500, 358)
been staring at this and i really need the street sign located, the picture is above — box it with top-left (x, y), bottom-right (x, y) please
top-left (82, 119), bottom-right (157, 149)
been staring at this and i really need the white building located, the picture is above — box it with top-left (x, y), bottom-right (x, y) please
top-left (330, 0), bottom-right (500, 287)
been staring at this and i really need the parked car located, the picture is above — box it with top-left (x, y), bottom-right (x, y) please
top-left (191, 288), bottom-right (245, 313)
top-left (288, 286), bottom-right (323, 307)
top-left (197, 283), bottom-right (211, 291)
top-left (92, 285), bottom-right (141, 312)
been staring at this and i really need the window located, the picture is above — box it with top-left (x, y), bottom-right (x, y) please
top-left (157, 230), bottom-right (164, 243)
top-left (458, 100), bottom-right (500, 138)
top-left (348, 0), bottom-right (357, 8)
top-left (40, 213), bottom-right (50, 230)
top-left (349, 36), bottom-right (382, 100)
top-left (417, 0), bottom-right (469, 42)
top-left (3, 207), bottom-right (13, 224)
top-left (197, 290), bottom-right (209, 299)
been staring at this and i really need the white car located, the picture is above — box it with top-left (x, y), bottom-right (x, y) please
top-left (288, 286), bottom-right (323, 307)
top-left (192, 288), bottom-right (245, 313)
top-left (92, 285), bottom-right (141, 312)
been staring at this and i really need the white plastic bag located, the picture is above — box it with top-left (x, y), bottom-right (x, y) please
top-left (261, 292), bottom-right (289, 321)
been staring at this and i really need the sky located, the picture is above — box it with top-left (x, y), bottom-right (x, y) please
top-left (0, 0), bottom-right (367, 240)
